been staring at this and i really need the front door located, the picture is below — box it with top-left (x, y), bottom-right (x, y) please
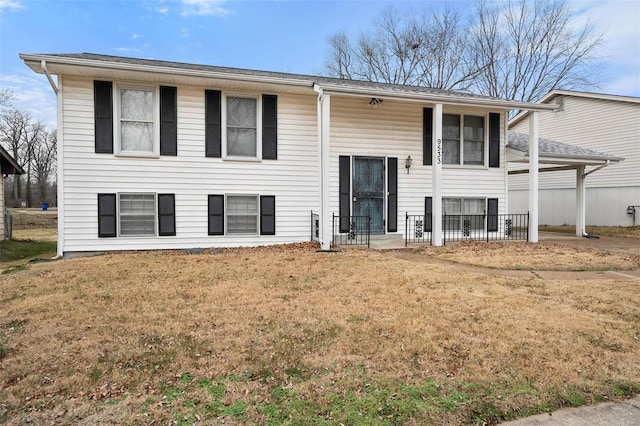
top-left (353, 156), bottom-right (385, 233)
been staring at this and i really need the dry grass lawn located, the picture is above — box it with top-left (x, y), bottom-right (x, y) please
top-left (540, 225), bottom-right (640, 239)
top-left (426, 241), bottom-right (640, 271)
top-left (1, 243), bottom-right (639, 425)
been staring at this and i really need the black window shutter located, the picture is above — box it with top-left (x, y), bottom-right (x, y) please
top-left (489, 113), bottom-right (500, 168)
top-left (205, 90), bottom-right (222, 158)
top-left (260, 195), bottom-right (276, 235)
top-left (160, 86), bottom-right (178, 156)
top-left (425, 196), bottom-right (433, 232)
top-left (158, 194), bottom-right (176, 236)
top-left (208, 195), bottom-right (224, 235)
top-left (423, 107), bottom-right (433, 165)
top-left (97, 193), bottom-right (117, 237)
top-left (94, 81), bottom-right (113, 154)
top-left (487, 198), bottom-right (499, 232)
top-left (387, 157), bottom-right (398, 232)
top-left (262, 95), bottom-right (278, 160)
top-left (339, 155), bottom-right (350, 233)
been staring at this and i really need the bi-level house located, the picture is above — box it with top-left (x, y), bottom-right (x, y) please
top-left (21, 53), bottom-right (552, 256)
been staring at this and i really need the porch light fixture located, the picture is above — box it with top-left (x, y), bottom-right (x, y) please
top-left (369, 97), bottom-right (383, 107)
top-left (405, 155), bottom-right (412, 173)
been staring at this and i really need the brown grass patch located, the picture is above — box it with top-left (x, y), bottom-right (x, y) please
top-left (541, 225), bottom-right (640, 239)
top-left (425, 241), bottom-right (640, 271)
top-left (1, 243), bottom-right (639, 425)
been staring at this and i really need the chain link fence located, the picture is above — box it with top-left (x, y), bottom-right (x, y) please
top-left (7, 208), bottom-right (58, 242)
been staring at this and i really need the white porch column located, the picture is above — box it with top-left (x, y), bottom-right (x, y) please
top-left (319, 93), bottom-right (332, 250)
top-left (432, 103), bottom-right (443, 246)
top-left (576, 165), bottom-right (586, 237)
top-left (528, 111), bottom-right (539, 243)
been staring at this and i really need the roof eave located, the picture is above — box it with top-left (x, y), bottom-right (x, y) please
top-left (506, 147), bottom-right (623, 164)
top-left (20, 53), bottom-right (316, 89)
top-left (319, 84), bottom-right (556, 111)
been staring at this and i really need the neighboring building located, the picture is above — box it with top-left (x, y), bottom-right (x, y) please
top-left (0, 145), bottom-right (25, 240)
top-left (509, 90), bottom-right (640, 227)
top-left (20, 53), bottom-right (554, 256)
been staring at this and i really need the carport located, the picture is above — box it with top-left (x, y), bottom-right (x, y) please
top-left (507, 132), bottom-right (624, 238)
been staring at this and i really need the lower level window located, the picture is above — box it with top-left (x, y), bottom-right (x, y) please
top-left (443, 197), bottom-right (485, 231)
top-left (227, 195), bottom-right (258, 234)
top-left (119, 193), bottom-right (156, 236)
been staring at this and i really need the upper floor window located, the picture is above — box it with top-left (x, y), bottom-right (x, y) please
top-left (117, 86), bottom-right (159, 155)
top-left (225, 95), bottom-right (260, 158)
top-left (443, 114), bottom-right (485, 166)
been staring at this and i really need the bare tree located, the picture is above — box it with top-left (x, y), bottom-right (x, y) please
top-left (0, 88), bottom-right (15, 109)
top-left (469, 0), bottom-right (602, 102)
top-left (325, 7), bottom-right (480, 90)
top-left (32, 129), bottom-right (57, 201)
top-left (22, 120), bottom-right (47, 206)
top-left (324, 0), bottom-right (602, 101)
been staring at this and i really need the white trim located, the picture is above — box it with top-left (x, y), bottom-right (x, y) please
top-left (432, 103), bottom-right (443, 246)
top-left (222, 92), bottom-right (262, 161)
top-left (56, 75), bottom-right (64, 257)
top-left (113, 83), bottom-right (160, 157)
top-left (528, 112), bottom-right (539, 243)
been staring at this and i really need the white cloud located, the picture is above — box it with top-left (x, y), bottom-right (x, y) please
top-left (0, 0), bottom-right (22, 11)
top-left (571, 0), bottom-right (640, 96)
top-left (181, 0), bottom-right (230, 17)
top-left (131, 33), bottom-right (141, 40)
top-left (157, 6), bottom-right (168, 14)
top-left (180, 28), bottom-right (190, 38)
top-left (0, 73), bottom-right (57, 129)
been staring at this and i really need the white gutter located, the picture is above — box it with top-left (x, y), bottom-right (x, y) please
top-left (41, 60), bottom-right (58, 94)
top-left (319, 85), bottom-right (557, 112)
top-left (22, 54), bottom-right (557, 112)
top-left (22, 54), bottom-right (314, 89)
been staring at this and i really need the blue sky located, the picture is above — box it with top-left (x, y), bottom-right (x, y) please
top-left (1, 0), bottom-right (639, 129)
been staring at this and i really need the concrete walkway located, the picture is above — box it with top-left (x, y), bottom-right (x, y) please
top-left (501, 396), bottom-right (640, 425)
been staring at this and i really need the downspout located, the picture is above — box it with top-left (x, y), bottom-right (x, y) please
top-left (583, 160), bottom-right (610, 178)
top-left (41, 60), bottom-right (58, 95)
top-left (579, 160), bottom-right (610, 238)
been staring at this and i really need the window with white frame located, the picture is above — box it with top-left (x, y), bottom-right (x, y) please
top-left (119, 193), bottom-right (156, 236)
top-left (443, 114), bottom-right (485, 166)
top-left (118, 86), bottom-right (158, 155)
top-left (226, 96), bottom-right (258, 158)
top-left (443, 197), bottom-right (486, 231)
top-left (226, 195), bottom-right (258, 234)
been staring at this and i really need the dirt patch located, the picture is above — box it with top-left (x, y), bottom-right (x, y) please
top-left (1, 243), bottom-right (639, 425)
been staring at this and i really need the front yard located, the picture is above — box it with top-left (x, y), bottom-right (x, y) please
top-left (1, 242), bottom-right (639, 425)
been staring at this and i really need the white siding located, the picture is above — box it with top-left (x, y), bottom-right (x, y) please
top-left (329, 97), bottom-right (508, 235)
top-left (509, 94), bottom-right (640, 226)
top-left (510, 95), bottom-right (640, 190)
top-left (60, 77), bottom-right (319, 253)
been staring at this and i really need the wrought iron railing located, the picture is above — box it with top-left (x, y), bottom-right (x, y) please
top-left (442, 213), bottom-right (529, 244)
top-left (404, 212), bottom-right (529, 245)
top-left (332, 214), bottom-right (371, 248)
top-left (310, 211), bottom-right (320, 243)
top-left (405, 213), bottom-right (432, 246)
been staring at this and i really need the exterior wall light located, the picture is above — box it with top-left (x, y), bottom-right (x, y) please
top-left (405, 155), bottom-right (412, 173)
top-left (369, 97), bottom-right (383, 107)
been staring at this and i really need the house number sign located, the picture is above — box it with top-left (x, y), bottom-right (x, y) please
top-left (436, 138), bottom-right (442, 165)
